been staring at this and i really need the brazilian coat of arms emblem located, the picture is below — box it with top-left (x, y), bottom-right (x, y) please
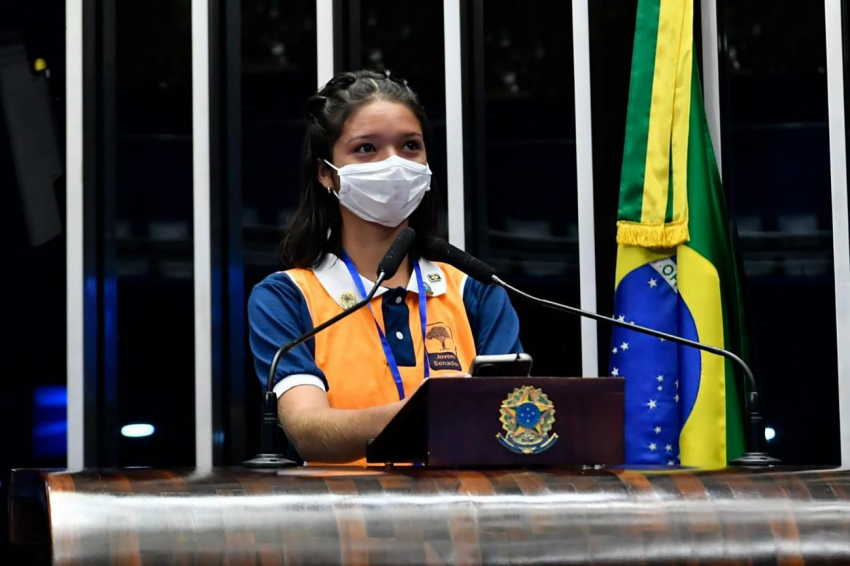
top-left (496, 386), bottom-right (559, 455)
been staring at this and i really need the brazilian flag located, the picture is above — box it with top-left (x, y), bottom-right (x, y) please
top-left (609, 0), bottom-right (749, 467)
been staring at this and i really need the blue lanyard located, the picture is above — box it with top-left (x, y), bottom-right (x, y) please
top-left (340, 251), bottom-right (429, 400)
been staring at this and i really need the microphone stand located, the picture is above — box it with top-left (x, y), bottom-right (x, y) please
top-left (494, 276), bottom-right (779, 467)
top-left (244, 271), bottom-right (388, 468)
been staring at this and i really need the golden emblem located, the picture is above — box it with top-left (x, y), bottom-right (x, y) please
top-left (497, 386), bottom-right (559, 455)
top-left (340, 291), bottom-right (358, 310)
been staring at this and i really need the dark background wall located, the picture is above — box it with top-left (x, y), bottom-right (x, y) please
top-left (1, 1), bottom-right (66, 562)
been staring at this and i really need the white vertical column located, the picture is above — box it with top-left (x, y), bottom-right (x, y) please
top-left (444, 0), bottom-right (466, 249)
top-left (572, 0), bottom-right (598, 377)
top-left (825, 0), bottom-right (850, 465)
top-left (316, 0), bottom-right (334, 87)
top-left (701, 0), bottom-right (723, 173)
top-left (191, 0), bottom-right (213, 468)
top-left (66, 0), bottom-right (84, 470)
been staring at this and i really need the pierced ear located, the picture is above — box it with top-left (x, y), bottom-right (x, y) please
top-left (316, 158), bottom-right (335, 192)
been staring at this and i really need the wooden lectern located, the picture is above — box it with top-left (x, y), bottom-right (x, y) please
top-left (366, 376), bottom-right (624, 466)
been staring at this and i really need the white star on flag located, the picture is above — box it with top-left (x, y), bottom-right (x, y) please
top-left (648, 278), bottom-right (658, 288)
top-left (620, 342), bottom-right (629, 351)
top-left (649, 443), bottom-right (657, 451)
top-left (667, 460), bottom-right (675, 466)
top-left (665, 444), bottom-right (672, 452)
top-left (657, 386), bottom-right (662, 392)
top-left (656, 375), bottom-right (664, 382)
top-left (612, 367), bottom-right (619, 377)
top-left (674, 394), bottom-right (680, 403)
top-left (612, 347), bottom-right (618, 354)
top-left (617, 314), bottom-right (626, 322)
top-left (675, 380), bottom-right (679, 388)
top-left (647, 399), bottom-right (657, 410)
top-left (654, 426), bottom-right (662, 434)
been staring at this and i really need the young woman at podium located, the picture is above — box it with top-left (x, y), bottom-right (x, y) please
top-left (248, 70), bottom-right (522, 464)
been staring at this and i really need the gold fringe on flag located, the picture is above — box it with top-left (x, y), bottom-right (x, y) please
top-left (616, 220), bottom-right (690, 249)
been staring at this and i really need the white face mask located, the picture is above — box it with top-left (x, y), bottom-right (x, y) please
top-left (324, 155), bottom-right (432, 228)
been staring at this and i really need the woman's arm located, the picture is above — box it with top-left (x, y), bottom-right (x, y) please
top-left (463, 279), bottom-right (523, 354)
top-left (277, 385), bottom-right (405, 463)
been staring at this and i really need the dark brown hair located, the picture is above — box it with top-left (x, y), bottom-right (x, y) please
top-left (280, 70), bottom-right (443, 268)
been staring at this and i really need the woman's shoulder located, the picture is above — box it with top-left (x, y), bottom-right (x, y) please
top-left (425, 259), bottom-right (463, 283)
top-left (250, 268), bottom-right (315, 303)
top-left (426, 260), bottom-right (512, 310)
top-left (425, 259), bottom-right (482, 297)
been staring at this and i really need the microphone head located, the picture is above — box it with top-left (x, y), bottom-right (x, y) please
top-left (422, 237), bottom-right (496, 284)
top-left (377, 227), bottom-right (416, 279)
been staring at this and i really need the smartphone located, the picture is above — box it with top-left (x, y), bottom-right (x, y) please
top-left (468, 353), bottom-right (533, 377)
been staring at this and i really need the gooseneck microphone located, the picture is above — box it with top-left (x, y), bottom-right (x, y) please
top-left (244, 227), bottom-right (417, 468)
top-left (423, 237), bottom-right (778, 467)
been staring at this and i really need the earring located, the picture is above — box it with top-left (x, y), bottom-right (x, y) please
top-left (326, 186), bottom-right (332, 193)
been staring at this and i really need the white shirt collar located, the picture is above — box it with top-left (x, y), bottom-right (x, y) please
top-left (313, 252), bottom-right (447, 309)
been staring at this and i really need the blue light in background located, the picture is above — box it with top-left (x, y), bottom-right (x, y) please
top-left (121, 424), bottom-right (155, 438)
top-left (33, 386), bottom-right (67, 459)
